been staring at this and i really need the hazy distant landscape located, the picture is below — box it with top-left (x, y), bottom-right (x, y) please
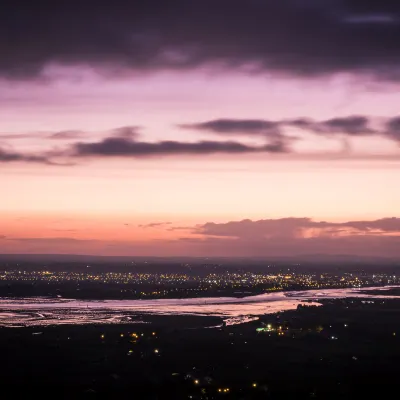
top-left (1, 258), bottom-right (400, 398)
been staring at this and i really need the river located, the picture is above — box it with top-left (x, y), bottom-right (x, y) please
top-left (0, 285), bottom-right (398, 327)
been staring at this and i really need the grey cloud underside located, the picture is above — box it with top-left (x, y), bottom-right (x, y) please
top-left (185, 117), bottom-right (373, 135)
top-left (0, 125), bottom-right (288, 163)
top-left (0, 139), bottom-right (286, 163)
top-left (72, 137), bottom-right (289, 157)
top-left (2, 1), bottom-right (400, 79)
top-left (2, 113), bottom-right (400, 164)
top-left (0, 148), bottom-right (50, 164)
top-left (180, 120), bottom-right (281, 135)
top-left (184, 116), bottom-right (400, 142)
top-left (386, 117), bottom-right (400, 140)
top-left (288, 116), bottom-right (375, 135)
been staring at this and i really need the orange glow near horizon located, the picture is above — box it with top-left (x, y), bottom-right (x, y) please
top-left (1, 70), bottom-right (400, 256)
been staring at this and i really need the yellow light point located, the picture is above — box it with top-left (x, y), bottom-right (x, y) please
top-left (100, 334), bottom-right (105, 339)
top-left (154, 349), bottom-right (159, 353)
top-left (252, 383), bottom-right (257, 387)
top-left (120, 334), bottom-right (124, 337)
top-left (218, 388), bottom-right (222, 392)
top-left (152, 332), bottom-right (156, 336)
top-left (194, 380), bottom-right (199, 385)
top-left (394, 332), bottom-right (396, 336)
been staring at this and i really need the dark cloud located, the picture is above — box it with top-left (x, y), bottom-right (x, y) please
top-left (71, 136), bottom-right (289, 158)
top-left (184, 116), bottom-right (378, 137)
top-left (183, 115), bottom-right (400, 145)
top-left (138, 222), bottom-right (173, 229)
top-left (386, 117), bottom-right (400, 141)
top-left (289, 116), bottom-right (376, 135)
top-left (0, 147), bottom-right (50, 164)
top-left (2, 1), bottom-right (400, 79)
top-left (180, 119), bottom-right (280, 135)
top-left (263, 141), bottom-right (288, 153)
top-left (1, 113), bottom-right (399, 166)
top-left (111, 126), bottom-right (141, 139)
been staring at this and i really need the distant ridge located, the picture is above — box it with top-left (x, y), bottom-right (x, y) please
top-left (0, 253), bottom-right (399, 265)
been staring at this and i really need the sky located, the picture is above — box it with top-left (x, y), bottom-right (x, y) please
top-left (1, 0), bottom-right (400, 257)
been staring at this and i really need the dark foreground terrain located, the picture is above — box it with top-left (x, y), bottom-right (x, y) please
top-left (1, 298), bottom-right (400, 399)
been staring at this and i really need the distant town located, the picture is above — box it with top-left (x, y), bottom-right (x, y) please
top-left (0, 265), bottom-right (398, 299)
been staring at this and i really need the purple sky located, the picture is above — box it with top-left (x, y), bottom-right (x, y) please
top-left (1, 1), bottom-right (400, 257)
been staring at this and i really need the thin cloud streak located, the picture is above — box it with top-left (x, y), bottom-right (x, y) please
top-left (49, 130), bottom-right (85, 140)
top-left (138, 222), bottom-right (173, 229)
top-left (183, 115), bottom-right (400, 143)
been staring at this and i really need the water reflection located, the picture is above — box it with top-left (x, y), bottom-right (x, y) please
top-left (0, 286), bottom-right (398, 327)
